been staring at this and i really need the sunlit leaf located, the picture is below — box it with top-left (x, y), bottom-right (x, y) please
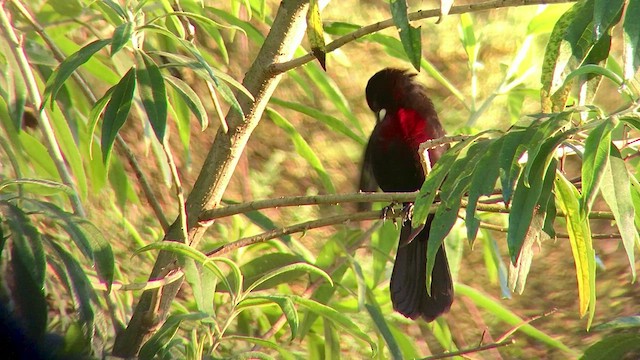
top-left (593, 0), bottom-right (623, 41)
top-left (457, 284), bottom-right (576, 353)
top-left (43, 39), bottom-right (111, 109)
top-left (307, 0), bottom-right (326, 70)
top-left (239, 295), bottom-right (299, 340)
top-left (165, 74), bottom-right (208, 130)
top-left (623, 0), bottom-right (640, 79)
top-left (291, 296), bottom-right (377, 354)
top-left (267, 108), bottom-right (335, 193)
top-left (183, 259), bottom-right (216, 314)
top-left (555, 171), bottom-right (596, 325)
top-left (245, 262), bottom-right (332, 294)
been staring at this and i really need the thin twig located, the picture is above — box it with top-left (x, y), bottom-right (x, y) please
top-left (201, 192), bottom-right (615, 225)
top-left (200, 192), bottom-right (418, 221)
top-left (271, 0), bottom-right (578, 74)
top-left (205, 209), bottom-right (403, 257)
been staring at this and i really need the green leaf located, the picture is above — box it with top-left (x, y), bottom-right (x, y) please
top-left (101, 67), bottom-right (136, 164)
top-left (137, 241), bottom-right (239, 299)
top-left (270, 97), bottom-right (365, 145)
top-left (413, 134), bottom-right (486, 228)
top-left (592, 316), bottom-right (640, 331)
top-left (499, 125), bottom-right (536, 204)
top-left (245, 262), bottom-right (332, 294)
top-left (555, 171), bottom-right (596, 325)
top-left (306, 0), bottom-right (326, 70)
top-left (457, 283), bottom-right (576, 354)
top-left (540, 0), bottom-right (595, 111)
top-left (581, 119), bottom-right (613, 214)
top-left (3, 203), bottom-right (46, 286)
top-left (507, 133), bottom-right (562, 263)
top-left (466, 137), bottom-right (502, 243)
top-left (139, 313), bottom-right (208, 360)
top-left (10, 238), bottom-right (47, 340)
top-left (111, 22), bottom-right (134, 56)
top-left (135, 51), bottom-right (167, 142)
top-left (291, 296), bottom-right (377, 355)
top-left (183, 258), bottom-right (216, 314)
top-left (267, 108), bottom-right (335, 193)
top-left (237, 253), bottom-right (305, 291)
top-left (389, 0), bottom-right (421, 70)
top-left (33, 201), bottom-right (114, 292)
top-left (239, 295), bottom-right (299, 340)
top-left (593, 0), bottom-right (624, 41)
top-left (580, 333), bottom-right (640, 360)
top-left (302, 63), bottom-right (361, 132)
top-left (223, 336), bottom-right (295, 360)
top-left (42, 39), bottom-right (111, 109)
top-left (164, 74), bottom-right (208, 130)
top-left (562, 64), bottom-right (623, 88)
top-left (623, 0), bottom-right (640, 79)
top-left (600, 145), bottom-right (637, 281)
top-left (139, 24), bottom-right (244, 117)
top-left (365, 302), bottom-right (402, 360)
top-left (49, 241), bottom-right (96, 337)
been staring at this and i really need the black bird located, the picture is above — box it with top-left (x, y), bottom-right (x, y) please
top-left (360, 68), bottom-right (453, 321)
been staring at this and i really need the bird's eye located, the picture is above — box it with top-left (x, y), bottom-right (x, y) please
top-left (377, 108), bottom-right (387, 123)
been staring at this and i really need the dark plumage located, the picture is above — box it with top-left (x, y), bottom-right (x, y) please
top-left (361, 68), bottom-right (453, 321)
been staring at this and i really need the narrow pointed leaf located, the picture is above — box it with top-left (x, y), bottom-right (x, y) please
top-left (43, 39), bottom-right (111, 109)
top-left (240, 295), bottom-right (299, 340)
top-left (267, 108), bottom-right (335, 193)
top-left (581, 119), bottom-right (613, 214)
top-left (111, 22), bottom-right (134, 56)
top-left (135, 51), bottom-right (167, 142)
top-left (165, 74), bottom-right (208, 130)
top-left (623, 0), bottom-right (640, 79)
top-left (555, 171), bottom-right (596, 323)
top-left (466, 137), bottom-right (502, 243)
top-left (291, 296), bottom-right (377, 354)
top-left (390, 0), bottom-right (421, 70)
top-left (600, 146), bottom-right (637, 281)
top-left (307, 0), bottom-right (326, 70)
top-left (101, 68), bottom-right (135, 164)
top-left (593, 0), bottom-right (623, 41)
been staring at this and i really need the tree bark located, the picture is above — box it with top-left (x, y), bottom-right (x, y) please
top-left (112, 0), bottom-right (310, 356)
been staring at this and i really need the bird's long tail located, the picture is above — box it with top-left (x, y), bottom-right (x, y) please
top-left (390, 215), bottom-right (453, 321)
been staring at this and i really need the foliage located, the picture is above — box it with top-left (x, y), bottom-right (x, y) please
top-left (0, 0), bottom-right (639, 359)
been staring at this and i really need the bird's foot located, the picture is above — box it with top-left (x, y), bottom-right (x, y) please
top-left (402, 203), bottom-right (414, 224)
top-left (381, 201), bottom-right (399, 223)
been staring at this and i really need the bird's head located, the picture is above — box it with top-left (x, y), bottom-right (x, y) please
top-left (365, 68), bottom-right (415, 122)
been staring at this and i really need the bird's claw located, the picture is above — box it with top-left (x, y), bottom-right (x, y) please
top-left (381, 201), bottom-right (398, 221)
top-left (402, 203), bottom-right (414, 224)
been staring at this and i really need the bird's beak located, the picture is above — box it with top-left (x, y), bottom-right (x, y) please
top-left (376, 108), bottom-right (387, 123)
